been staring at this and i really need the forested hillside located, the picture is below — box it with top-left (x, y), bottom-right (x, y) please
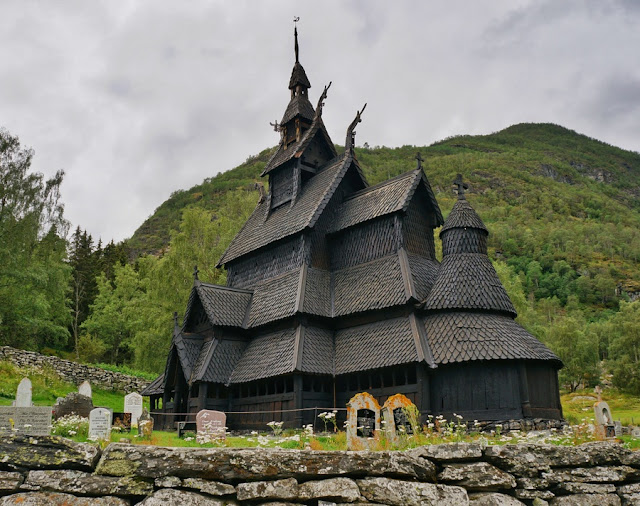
top-left (2, 123), bottom-right (640, 393)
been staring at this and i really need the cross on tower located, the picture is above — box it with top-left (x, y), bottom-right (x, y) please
top-left (415, 152), bottom-right (424, 170)
top-left (453, 174), bottom-right (468, 199)
top-left (193, 265), bottom-right (199, 280)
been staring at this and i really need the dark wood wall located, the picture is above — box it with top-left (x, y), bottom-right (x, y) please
top-left (270, 164), bottom-right (294, 208)
top-left (430, 362), bottom-right (523, 421)
top-left (526, 363), bottom-right (563, 419)
top-left (402, 190), bottom-right (436, 259)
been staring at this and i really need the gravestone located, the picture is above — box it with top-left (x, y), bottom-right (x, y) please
top-left (124, 392), bottom-right (143, 426)
top-left (138, 408), bottom-right (154, 438)
top-left (196, 410), bottom-right (226, 440)
top-left (0, 406), bottom-right (52, 435)
top-left (112, 412), bottom-right (132, 431)
top-left (13, 378), bottom-right (32, 407)
top-left (632, 428), bottom-right (640, 439)
top-left (594, 400), bottom-right (616, 438)
top-left (346, 392), bottom-right (380, 450)
top-left (88, 407), bottom-right (112, 440)
top-left (78, 381), bottom-right (92, 398)
top-left (52, 392), bottom-right (93, 420)
top-left (381, 394), bottom-right (416, 440)
top-left (614, 420), bottom-right (623, 437)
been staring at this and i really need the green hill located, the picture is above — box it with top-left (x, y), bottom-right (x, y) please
top-left (128, 122), bottom-right (640, 305)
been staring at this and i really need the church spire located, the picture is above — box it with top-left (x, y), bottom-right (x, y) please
top-left (294, 23), bottom-right (299, 63)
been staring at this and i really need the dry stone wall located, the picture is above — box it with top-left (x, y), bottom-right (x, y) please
top-left (0, 346), bottom-right (149, 393)
top-left (2, 435), bottom-right (640, 505)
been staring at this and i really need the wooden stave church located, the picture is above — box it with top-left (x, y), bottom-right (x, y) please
top-left (143, 29), bottom-right (563, 430)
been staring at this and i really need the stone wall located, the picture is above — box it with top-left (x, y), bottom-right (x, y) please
top-left (0, 346), bottom-right (150, 393)
top-left (1, 435), bottom-right (640, 505)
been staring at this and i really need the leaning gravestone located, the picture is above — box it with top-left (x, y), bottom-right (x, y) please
top-left (381, 393), bottom-right (416, 440)
top-left (88, 407), bottom-right (112, 440)
top-left (124, 392), bottom-right (143, 426)
top-left (78, 381), bottom-right (92, 399)
top-left (52, 392), bottom-right (93, 420)
top-left (138, 408), bottom-right (154, 438)
top-left (346, 392), bottom-right (380, 450)
top-left (13, 378), bottom-right (33, 407)
top-left (196, 410), bottom-right (226, 441)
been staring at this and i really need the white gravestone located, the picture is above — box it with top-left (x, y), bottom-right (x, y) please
top-left (14, 378), bottom-right (32, 407)
top-left (89, 407), bottom-right (112, 440)
top-left (196, 410), bottom-right (226, 440)
top-left (78, 381), bottom-right (92, 398)
top-left (124, 392), bottom-right (143, 426)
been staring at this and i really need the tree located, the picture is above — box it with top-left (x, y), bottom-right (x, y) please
top-left (606, 301), bottom-right (640, 393)
top-left (0, 128), bottom-right (70, 349)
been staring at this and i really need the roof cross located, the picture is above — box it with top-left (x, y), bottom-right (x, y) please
top-left (454, 173), bottom-right (468, 199)
top-left (193, 265), bottom-right (199, 280)
top-left (415, 152), bottom-right (424, 170)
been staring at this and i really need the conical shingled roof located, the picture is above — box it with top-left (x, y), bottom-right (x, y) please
top-left (423, 184), bottom-right (516, 316)
top-left (289, 61), bottom-right (311, 90)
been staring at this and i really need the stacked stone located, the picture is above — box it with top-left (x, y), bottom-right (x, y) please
top-left (2, 435), bottom-right (640, 504)
top-left (0, 346), bottom-right (149, 393)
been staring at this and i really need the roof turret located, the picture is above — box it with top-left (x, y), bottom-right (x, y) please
top-left (423, 175), bottom-right (516, 316)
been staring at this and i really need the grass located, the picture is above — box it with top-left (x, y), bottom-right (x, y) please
top-left (561, 388), bottom-right (640, 426)
top-left (0, 360), bottom-right (149, 412)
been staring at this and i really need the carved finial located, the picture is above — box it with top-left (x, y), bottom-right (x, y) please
top-left (173, 311), bottom-right (179, 327)
top-left (415, 152), bottom-right (424, 170)
top-left (315, 82), bottom-right (332, 118)
top-left (345, 103), bottom-right (367, 153)
top-left (193, 265), bottom-right (199, 280)
top-left (254, 182), bottom-right (266, 204)
top-left (269, 120), bottom-right (281, 132)
top-left (294, 17), bottom-right (300, 63)
top-left (453, 174), bottom-right (468, 199)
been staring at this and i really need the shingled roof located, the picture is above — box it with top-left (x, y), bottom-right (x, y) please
top-left (194, 337), bottom-right (247, 384)
top-left (166, 332), bottom-right (204, 384)
top-left (328, 169), bottom-right (443, 234)
top-left (230, 328), bottom-right (297, 383)
top-left (246, 269), bottom-right (300, 327)
top-left (289, 61), bottom-right (311, 90)
top-left (424, 312), bottom-right (561, 365)
top-left (281, 93), bottom-right (315, 125)
top-left (141, 374), bottom-right (164, 396)
top-left (185, 283), bottom-right (252, 328)
top-left (335, 316), bottom-right (431, 375)
top-left (219, 153), bottom-right (354, 265)
top-left (423, 253), bottom-right (516, 316)
top-left (299, 326), bottom-right (334, 375)
top-left (440, 197), bottom-right (488, 234)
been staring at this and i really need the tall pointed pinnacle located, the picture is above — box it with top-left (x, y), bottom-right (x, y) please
top-left (294, 20), bottom-right (299, 63)
top-left (415, 152), bottom-right (424, 171)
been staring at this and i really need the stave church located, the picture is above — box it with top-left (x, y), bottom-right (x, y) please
top-left (143, 29), bottom-right (563, 430)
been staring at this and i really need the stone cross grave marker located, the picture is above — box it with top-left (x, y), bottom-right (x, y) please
top-left (196, 410), bottom-right (226, 441)
top-left (381, 393), bottom-right (416, 440)
top-left (78, 381), bottom-right (92, 398)
top-left (346, 392), bottom-right (380, 450)
top-left (0, 406), bottom-right (52, 435)
top-left (594, 400), bottom-right (616, 438)
top-left (13, 378), bottom-right (32, 407)
top-left (88, 407), bottom-right (112, 440)
top-left (124, 392), bottom-right (143, 426)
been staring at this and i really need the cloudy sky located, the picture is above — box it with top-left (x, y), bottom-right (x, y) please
top-left (2, 0), bottom-right (639, 243)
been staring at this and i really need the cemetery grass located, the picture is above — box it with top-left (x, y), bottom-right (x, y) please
top-left (561, 388), bottom-right (640, 426)
top-left (0, 361), bottom-right (149, 412)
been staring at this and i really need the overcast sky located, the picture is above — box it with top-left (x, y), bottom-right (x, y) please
top-left (2, 0), bottom-right (639, 243)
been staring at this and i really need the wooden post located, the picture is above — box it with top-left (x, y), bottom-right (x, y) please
top-left (294, 374), bottom-right (303, 428)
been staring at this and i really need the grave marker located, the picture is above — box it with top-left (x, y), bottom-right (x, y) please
top-left (78, 381), bottom-right (92, 398)
top-left (88, 407), bottom-right (112, 440)
top-left (53, 392), bottom-right (93, 420)
top-left (0, 406), bottom-right (52, 435)
top-left (346, 392), bottom-right (380, 450)
top-left (196, 410), bottom-right (226, 441)
top-left (381, 394), bottom-right (416, 440)
top-left (124, 392), bottom-right (143, 426)
top-left (594, 400), bottom-right (616, 438)
top-left (14, 378), bottom-right (32, 407)
top-left (138, 408), bottom-right (154, 438)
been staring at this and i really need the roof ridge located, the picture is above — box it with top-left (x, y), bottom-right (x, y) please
top-left (197, 282), bottom-right (253, 294)
top-left (343, 168), bottom-right (418, 202)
